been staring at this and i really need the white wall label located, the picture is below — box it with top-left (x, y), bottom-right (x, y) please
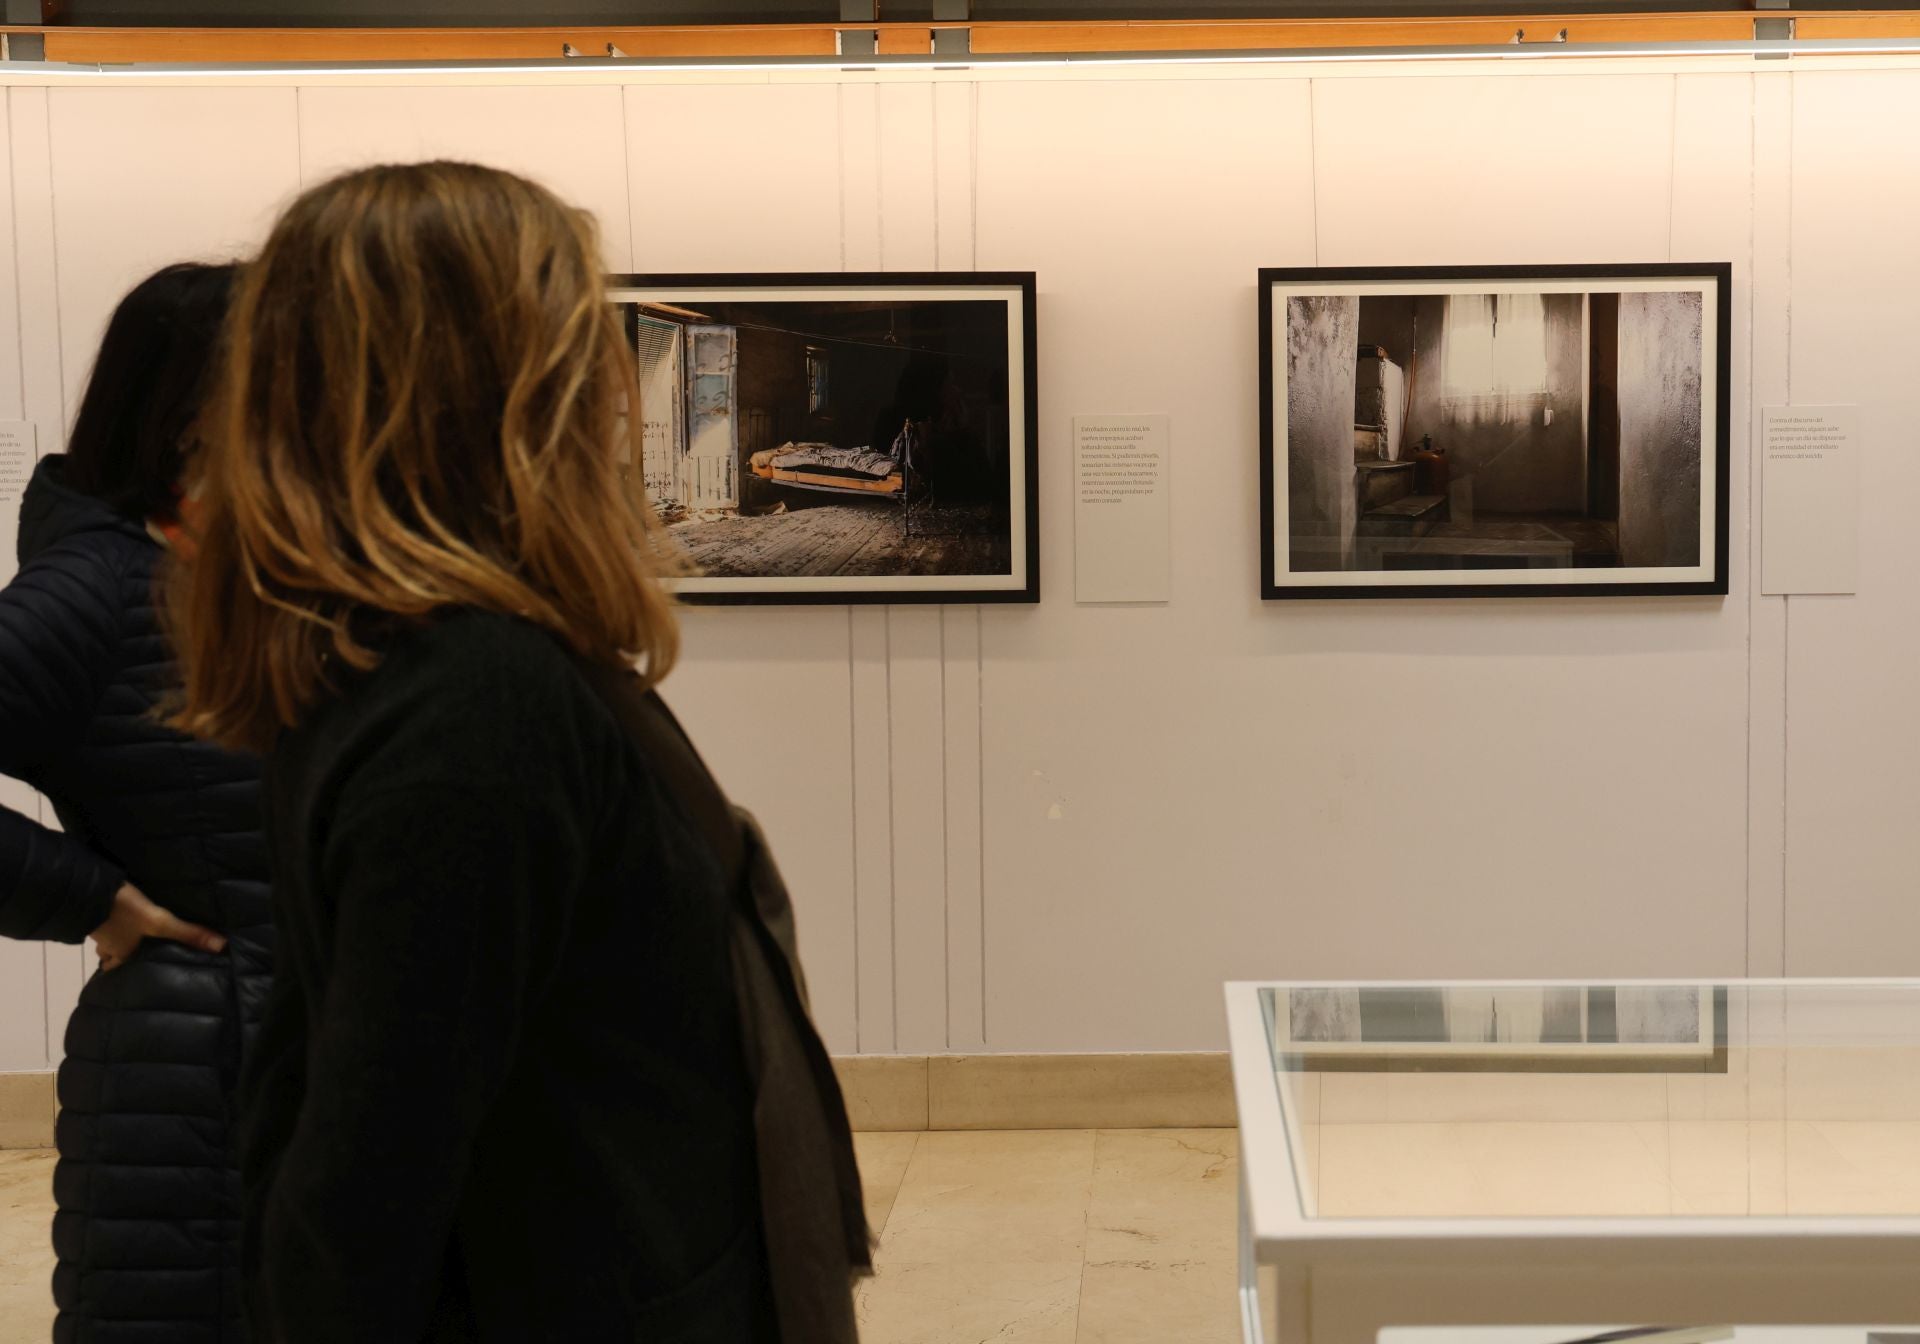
top-left (1073, 414), bottom-right (1170, 603)
top-left (1762, 405), bottom-right (1859, 595)
top-left (0, 421), bottom-right (33, 507)
top-left (0, 421), bottom-right (39, 582)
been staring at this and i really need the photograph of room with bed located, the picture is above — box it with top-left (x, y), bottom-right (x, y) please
top-left (613, 276), bottom-right (1033, 602)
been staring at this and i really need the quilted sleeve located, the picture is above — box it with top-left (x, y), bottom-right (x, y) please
top-left (0, 542), bottom-right (129, 942)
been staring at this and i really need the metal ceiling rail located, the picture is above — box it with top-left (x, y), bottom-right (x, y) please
top-left (1, 34), bottom-right (1919, 73)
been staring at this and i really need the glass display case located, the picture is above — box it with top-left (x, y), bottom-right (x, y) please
top-left (1224, 981), bottom-right (1920, 1344)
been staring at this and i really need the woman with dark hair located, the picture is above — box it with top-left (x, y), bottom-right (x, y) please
top-left (171, 163), bottom-right (866, 1343)
top-left (0, 261), bottom-right (272, 1344)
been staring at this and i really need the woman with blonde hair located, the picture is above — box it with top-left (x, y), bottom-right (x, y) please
top-left (171, 162), bottom-right (866, 1342)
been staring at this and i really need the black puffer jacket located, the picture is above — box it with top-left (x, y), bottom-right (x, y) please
top-left (0, 454), bottom-right (273, 1344)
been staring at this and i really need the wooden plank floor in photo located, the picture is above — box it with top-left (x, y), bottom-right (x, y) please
top-left (671, 501), bottom-right (1012, 579)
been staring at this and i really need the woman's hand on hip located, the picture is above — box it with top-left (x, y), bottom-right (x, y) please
top-left (90, 883), bottom-right (227, 971)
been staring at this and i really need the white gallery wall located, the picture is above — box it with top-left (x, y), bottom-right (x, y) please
top-left (0, 57), bottom-right (1907, 1069)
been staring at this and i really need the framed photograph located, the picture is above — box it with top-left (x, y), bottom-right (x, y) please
top-left (609, 272), bottom-right (1039, 605)
top-left (1260, 264), bottom-right (1731, 599)
top-left (1272, 984), bottom-right (1721, 1068)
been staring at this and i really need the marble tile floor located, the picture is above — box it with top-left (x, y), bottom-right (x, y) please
top-left (0, 1149), bottom-right (56, 1344)
top-left (0, 1129), bottom-right (1242, 1344)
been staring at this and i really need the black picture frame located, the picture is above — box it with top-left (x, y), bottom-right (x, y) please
top-left (1259, 263), bottom-right (1732, 601)
top-left (609, 271), bottom-right (1040, 606)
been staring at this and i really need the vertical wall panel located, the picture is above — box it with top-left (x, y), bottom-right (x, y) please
top-left (866, 82), bottom-right (954, 1050)
top-left (627, 82), bottom-right (841, 274)
top-left (877, 83), bottom-right (937, 273)
top-left (297, 85), bottom-right (634, 270)
top-left (1747, 71), bottom-right (1794, 977)
top-left (886, 606), bottom-right (948, 1052)
top-left (0, 88), bottom-right (44, 1073)
top-left (8, 88), bottom-right (77, 1071)
top-left (942, 608), bottom-right (985, 1049)
top-left (931, 81), bottom-right (975, 273)
top-left (837, 81), bottom-right (898, 1050)
top-left (849, 607), bottom-right (895, 1051)
top-left (1781, 70), bottom-right (1920, 973)
top-left (0, 92), bottom-right (20, 429)
top-left (840, 84), bottom-right (881, 272)
top-left (11, 90), bottom-right (66, 462)
top-left (1671, 72), bottom-right (1770, 976)
top-left (659, 610), bottom-right (860, 1052)
top-left (46, 88), bottom-right (300, 421)
top-left (932, 79), bottom-right (986, 1047)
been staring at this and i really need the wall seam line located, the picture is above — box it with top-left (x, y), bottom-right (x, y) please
top-left (968, 82), bottom-right (979, 271)
top-left (292, 86), bottom-right (306, 189)
top-left (1782, 597), bottom-right (1791, 972)
top-left (34, 87), bottom-right (68, 1064)
top-left (1666, 73), bottom-right (1679, 265)
top-left (6, 90), bottom-right (24, 417)
top-left (41, 92), bottom-right (65, 450)
top-left (884, 610), bottom-right (899, 1050)
top-left (931, 83), bottom-right (941, 269)
top-left (616, 85), bottom-right (637, 269)
top-left (1307, 77), bottom-right (1322, 266)
top-left (939, 608), bottom-right (951, 1051)
top-left (968, 84), bottom-right (982, 1044)
top-left (1780, 69), bottom-right (1795, 975)
top-left (976, 605), bottom-right (985, 1046)
top-left (836, 85), bottom-right (848, 274)
top-left (1743, 68), bottom-right (1757, 980)
top-left (847, 605), bottom-right (861, 1051)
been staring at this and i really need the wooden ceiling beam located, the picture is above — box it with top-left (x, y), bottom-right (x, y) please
top-left (1, 13), bottom-right (1914, 65)
top-left (964, 11), bottom-right (1919, 51)
top-left (29, 24), bottom-right (845, 64)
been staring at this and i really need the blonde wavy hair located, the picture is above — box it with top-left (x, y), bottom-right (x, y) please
top-left (170, 161), bottom-right (680, 751)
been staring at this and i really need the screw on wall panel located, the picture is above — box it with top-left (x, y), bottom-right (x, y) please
top-left (1511, 27), bottom-right (1569, 44)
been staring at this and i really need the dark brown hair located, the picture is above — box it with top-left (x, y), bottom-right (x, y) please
top-left (170, 161), bottom-right (680, 751)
